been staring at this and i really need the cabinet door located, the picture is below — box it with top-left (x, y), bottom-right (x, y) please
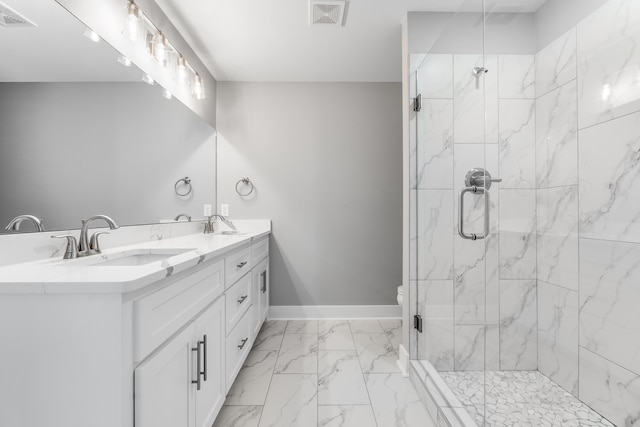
top-left (194, 298), bottom-right (226, 427)
top-left (135, 324), bottom-right (196, 427)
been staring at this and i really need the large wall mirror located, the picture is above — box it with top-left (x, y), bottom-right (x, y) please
top-left (0, 0), bottom-right (216, 234)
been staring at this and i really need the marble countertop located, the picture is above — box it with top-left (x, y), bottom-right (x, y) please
top-left (0, 221), bottom-right (270, 295)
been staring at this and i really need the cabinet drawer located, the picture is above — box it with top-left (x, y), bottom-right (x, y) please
top-left (225, 272), bottom-right (251, 334)
top-left (225, 311), bottom-right (252, 393)
top-left (134, 260), bottom-right (224, 362)
top-left (225, 246), bottom-right (251, 288)
top-left (251, 237), bottom-right (269, 264)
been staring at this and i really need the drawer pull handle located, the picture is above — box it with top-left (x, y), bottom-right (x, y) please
top-left (191, 344), bottom-right (201, 391)
top-left (201, 335), bottom-right (207, 382)
top-left (237, 295), bottom-right (248, 304)
top-left (260, 270), bottom-right (267, 293)
top-left (238, 338), bottom-right (249, 350)
top-left (236, 261), bottom-right (248, 269)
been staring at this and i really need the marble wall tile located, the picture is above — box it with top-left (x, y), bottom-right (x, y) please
top-left (318, 351), bottom-right (370, 405)
top-left (579, 111), bottom-right (640, 243)
top-left (535, 28), bottom-right (577, 97)
top-left (318, 405), bottom-right (377, 427)
top-left (416, 280), bottom-right (454, 371)
top-left (225, 350), bottom-right (278, 405)
top-left (453, 55), bottom-right (499, 144)
top-left (454, 237), bottom-right (486, 325)
top-left (318, 320), bottom-right (355, 351)
top-left (414, 99), bottom-right (454, 190)
top-left (485, 324), bottom-right (500, 371)
top-left (580, 238), bottom-right (640, 375)
top-left (418, 54), bottom-right (454, 99)
top-left (274, 334), bottom-right (318, 374)
top-left (536, 80), bottom-right (578, 188)
top-left (258, 374), bottom-right (317, 427)
top-left (365, 373), bottom-right (431, 427)
top-left (579, 348), bottom-right (640, 427)
top-left (485, 233), bottom-right (500, 325)
top-left (537, 186), bottom-right (579, 290)
top-left (409, 190), bottom-right (418, 280)
top-left (498, 55), bottom-right (535, 99)
top-left (499, 189), bottom-right (536, 280)
top-left (454, 325), bottom-right (485, 371)
top-left (577, 0), bottom-right (640, 129)
top-left (499, 280), bottom-right (537, 370)
top-left (417, 190), bottom-right (454, 280)
top-left (499, 99), bottom-right (536, 189)
top-left (538, 281), bottom-right (579, 396)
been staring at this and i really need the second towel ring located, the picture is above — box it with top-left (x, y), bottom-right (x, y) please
top-left (174, 177), bottom-right (192, 197)
top-left (235, 177), bottom-right (255, 197)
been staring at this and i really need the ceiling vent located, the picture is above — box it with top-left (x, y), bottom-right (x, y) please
top-left (310, 0), bottom-right (347, 26)
top-left (0, 2), bottom-right (36, 27)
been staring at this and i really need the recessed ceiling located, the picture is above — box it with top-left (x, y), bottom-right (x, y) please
top-left (155, 0), bottom-right (547, 83)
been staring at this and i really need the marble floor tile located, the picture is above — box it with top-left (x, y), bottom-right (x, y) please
top-left (253, 320), bottom-right (286, 351)
top-left (379, 319), bottom-right (402, 351)
top-left (274, 334), bottom-right (317, 374)
top-left (365, 373), bottom-right (433, 427)
top-left (318, 351), bottom-right (370, 405)
top-left (319, 320), bottom-right (355, 350)
top-left (258, 374), bottom-right (317, 427)
top-left (225, 350), bottom-right (278, 405)
top-left (318, 405), bottom-right (377, 427)
top-left (285, 320), bottom-right (318, 334)
top-left (213, 405), bottom-right (262, 427)
top-left (349, 320), bottom-right (384, 334)
top-left (353, 333), bottom-right (400, 373)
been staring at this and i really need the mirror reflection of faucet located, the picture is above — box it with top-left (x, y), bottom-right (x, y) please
top-left (5, 214), bottom-right (45, 232)
top-left (174, 213), bottom-right (192, 222)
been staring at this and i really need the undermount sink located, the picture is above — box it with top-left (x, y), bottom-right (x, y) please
top-left (61, 248), bottom-right (195, 267)
top-left (215, 230), bottom-right (246, 235)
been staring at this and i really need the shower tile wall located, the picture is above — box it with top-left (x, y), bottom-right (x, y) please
top-left (535, 0), bottom-right (640, 425)
top-left (411, 52), bottom-right (538, 372)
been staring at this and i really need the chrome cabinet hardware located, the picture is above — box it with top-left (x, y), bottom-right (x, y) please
top-left (200, 335), bottom-right (207, 382)
top-left (237, 295), bottom-right (248, 304)
top-left (260, 271), bottom-right (267, 293)
top-left (237, 338), bottom-right (249, 350)
top-left (236, 261), bottom-right (247, 269)
top-left (51, 234), bottom-right (78, 259)
top-left (191, 343), bottom-right (201, 391)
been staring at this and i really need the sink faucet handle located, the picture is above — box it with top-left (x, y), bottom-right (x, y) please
top-left (89, 231), bottom-right (110, 253)
top-left (51, 234), bottom-right (78, 259)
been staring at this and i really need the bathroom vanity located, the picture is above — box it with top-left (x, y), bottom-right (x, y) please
top-left (0, 222), bottom-right (270, 427)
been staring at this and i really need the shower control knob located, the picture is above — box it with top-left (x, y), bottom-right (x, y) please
top-left (464, 168), bottom-right (501, 190)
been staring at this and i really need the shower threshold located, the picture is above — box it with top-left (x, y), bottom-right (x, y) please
top-left (410, 361), bottom-right (615, 426)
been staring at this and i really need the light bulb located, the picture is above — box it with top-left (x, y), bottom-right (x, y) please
top-left (83, 29), bottom-right (100, 42)
top-left (117, 56), bottom-right (132, 67)
top-left (192, 74), bottom-right (205, 100)
top-left (161, 88), bottom-right (173, 99)
top-left (150, 31), bottom-right (168, 67)
top-left (602, 83), bottom-right (611, 102)
top-left (123, 1), bottom-right (142, 42)
top-left (176, 55), bottom-right (189, 85)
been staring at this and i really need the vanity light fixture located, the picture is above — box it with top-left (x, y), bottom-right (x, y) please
top-left (142, 73), bottom-right (154, 85)
top-left (601, 83), bottom-right (611, 102)
top-left (123, 0), bottom-right (142, 42)
top-left (122, 1), bottom-right (206, 101)
top-left (192, 74), bottom-right (205, 100)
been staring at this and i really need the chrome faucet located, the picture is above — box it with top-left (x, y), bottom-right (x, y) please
top-left (5, 215), bottom-right (45, 232)
top-left (211, 214), bottom-right (237, 231)
top-left (174, 213), bottom-right (192, 221)
top-left (78, 214), bottom-right (119, 257)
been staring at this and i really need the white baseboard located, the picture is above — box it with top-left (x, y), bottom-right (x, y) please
top-left (268, 305), bottom-right (401, 320)
top-left (397, 344), bottom-right (409, 377)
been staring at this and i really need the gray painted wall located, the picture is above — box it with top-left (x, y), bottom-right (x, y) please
top-left (217, 82), bottom-right (402, 306)
top-left (534, 0), bottom-right (609, 49)
top-left (0, 82), bottom-right (216, 231)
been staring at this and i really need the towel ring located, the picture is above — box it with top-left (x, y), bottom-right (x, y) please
top-left (235, 177), bottom-right (254, 197)
top-left (174, 177), bottom-right (192, 196)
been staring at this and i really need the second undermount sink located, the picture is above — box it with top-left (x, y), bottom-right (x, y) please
top-left (64, 248), bottom-right (195, 267)
top-left (215, 230), bottom-right (246, 236)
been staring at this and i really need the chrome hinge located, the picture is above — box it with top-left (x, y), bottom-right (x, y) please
top-left (414, 314), bottom-right (423, 333)
top-left (413, 94), bottom-right (422, 112)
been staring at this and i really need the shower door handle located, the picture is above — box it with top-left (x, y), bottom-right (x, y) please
top-left (458, 186), bottom-right (490, 240)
